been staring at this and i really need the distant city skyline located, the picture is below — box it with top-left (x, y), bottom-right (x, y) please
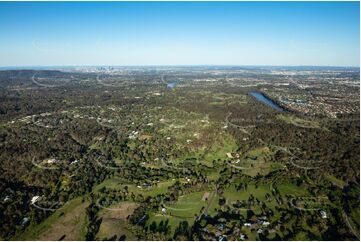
top-left (0, 1), bottom-right (359, 67)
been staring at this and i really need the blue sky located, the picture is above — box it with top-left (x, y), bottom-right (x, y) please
top-left (0, 1), bottom-right (359, 66)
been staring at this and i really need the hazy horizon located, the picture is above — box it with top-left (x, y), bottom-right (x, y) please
top-left (0, 64), bottom-right (360, 69)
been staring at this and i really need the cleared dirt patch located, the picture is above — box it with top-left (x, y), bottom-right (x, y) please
top-left (96, 202), bottom-right (138, 240)
top-left (139, 134), bottom-right (152, 140)
top-left (202, 192), bottom-right (210, 201)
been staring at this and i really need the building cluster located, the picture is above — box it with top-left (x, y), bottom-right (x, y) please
top-left (263, 76), bottom-right (359, 118)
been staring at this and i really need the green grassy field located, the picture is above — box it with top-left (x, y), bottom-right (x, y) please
top-left (223, 183), bottom-right (279, 215)
top-left (163, 191), bottom-right (210, 218)
top-left (276, 183), bottom-right (310, 197)
top-left (94, 178), bottom-right (175, 197)
top-left (171, 132), bottom-right (238, 167)
top-left (146, 213), bottom-right (186, 236)
top-left (13, 197), bottom-right (89, 241)
top-left (223, 184), bottom-right (271, 202)
top-left (146, 190), bottom-right (219, 235)
top-left (229, 146), bottom-right (284, 176)
top-left (127, 181), bottom-right (175, 197)
top-left (202, 134), bottom-right (238, 166)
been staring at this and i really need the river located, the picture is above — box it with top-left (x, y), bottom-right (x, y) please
top-left (167, 82), bottom-right (177, 89)
top-left (249, 91), bottom-right (284, 112)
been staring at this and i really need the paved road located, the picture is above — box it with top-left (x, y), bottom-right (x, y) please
top-left (289, 197), bottom-right (327, 211)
